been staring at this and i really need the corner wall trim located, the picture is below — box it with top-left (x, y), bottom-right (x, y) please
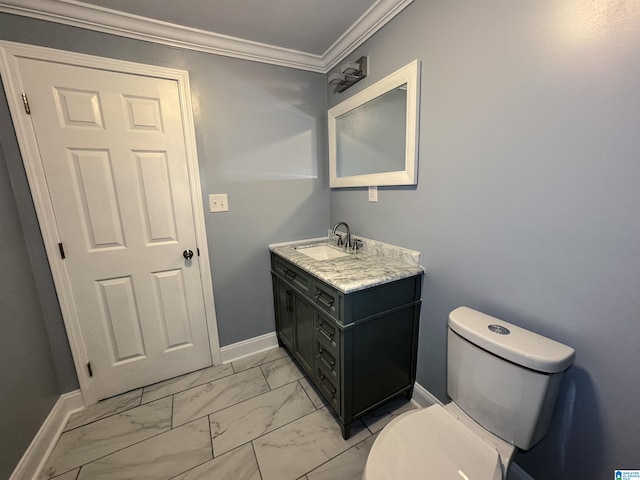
top-left (220, 331), bottom-right (279, 364)
top-left (10, 390), bottom-right (84, 480)
top-left (411, 381), bottom-right (443, 408)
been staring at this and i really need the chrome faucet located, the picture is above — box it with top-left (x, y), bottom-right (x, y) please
top-left (332, 221), bottom-right (351, 249)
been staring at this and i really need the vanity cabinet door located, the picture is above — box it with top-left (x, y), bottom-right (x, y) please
top-left (272, 268), bottom-right (314, 376)
top-left (274, 278), bottom-right (294, 352)
top-left (292, 293), bottom-right (315, 374)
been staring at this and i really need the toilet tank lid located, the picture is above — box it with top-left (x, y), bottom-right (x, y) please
top-left (448, 307), bottom-right (576, 373)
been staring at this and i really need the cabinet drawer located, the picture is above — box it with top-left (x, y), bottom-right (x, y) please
top-left (315, 339), bottom-right (339, 379)
top-left (312, 281), bottom-right (340, 320)
top-left (316, 363), bottom-right (340, 413)
top-left (273, 257), bottom-right (310, 295)
top-left (314, 314), bottom-right (340, 352)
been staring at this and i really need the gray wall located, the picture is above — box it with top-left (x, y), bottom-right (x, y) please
top-left (0, 12), bottom-right (328, 474)
top-left (0, 122), bottom-right (61, 478)
top-left (328, 1), bottom-right (639, 479)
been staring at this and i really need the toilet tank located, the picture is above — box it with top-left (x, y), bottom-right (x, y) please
top-left (447, 307), bottom-right (575, 450)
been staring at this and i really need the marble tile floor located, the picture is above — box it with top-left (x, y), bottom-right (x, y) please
top-left (40, 347), bottom-right (419, 480)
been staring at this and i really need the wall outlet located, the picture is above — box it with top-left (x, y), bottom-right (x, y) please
top-left (209, 193), bottom-right (229, 212)
top-left (368, 186), bottom-right (378, 202)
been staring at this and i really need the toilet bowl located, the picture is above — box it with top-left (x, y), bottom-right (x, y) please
top-left (363, 307), bottom-right (575, 480)
top-left (363, 403), bottom-right (514, 480)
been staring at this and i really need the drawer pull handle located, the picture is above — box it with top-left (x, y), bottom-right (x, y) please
top-left (315, 292), bottom-right (335, 308)
top-left (318, 350), bottom-right (336, 369)
top-left (320, 374), bottom-right (325, 381)
top-left (317, 324), bottom-right (335, 339)
top-left (331, 388), bottom-right (336, 395)
top-left (285, 270), bottom-right (297, 280)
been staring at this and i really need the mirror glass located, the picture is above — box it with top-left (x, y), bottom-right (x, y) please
top-left (329, 60), bottom-right (420, 187)
top-left (336, 85), bottom-right (407, 177)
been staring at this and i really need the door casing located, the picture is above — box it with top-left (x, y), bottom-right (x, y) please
top-left (0, 40), bottom-right (221, 405)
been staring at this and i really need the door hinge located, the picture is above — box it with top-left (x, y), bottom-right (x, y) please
top-left (87, 362), bottom-right (93, 377)
top-left (197, 247), bottom-right (200, 256)
top-left (58, 242), bottom-right (66, 259)
top-left (22, 93), bottom-right (31, 115)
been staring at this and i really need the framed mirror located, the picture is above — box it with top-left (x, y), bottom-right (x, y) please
top-left (329, 60), bottom-right (420, 188)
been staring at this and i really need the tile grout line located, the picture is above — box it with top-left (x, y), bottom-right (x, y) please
top-left (165, 455), bottom-right (215, 480)
top-left (53, 422), bottom-right (177, 478)
top-left (170, 394), bottom-right (175, 430)
top-left (141, 367), bottom-right (236, 405)
top-left (298, 375), bottom-right (327, 410)
top-left (258, 363), bottom-right (273, 391)
top-left (170, 367), bottom-right (265, 427)
top-left (51, 394), bottom-right (171, 463)
top-left (201, 384), bottom-right (319, 460)
top-left (249, 412), bottom-right (373, 480)
top-left (73, 406), bottom-right (244, 479)
top-left (296, 377), bottom-right (318, 411)
top-left (246, 405), bottom-right (327, 457)
top-left (301, 418), bottom-right (372, 479)
top-left (65, 369), bottom-right (246, 434)
top-left (171, 379), bottom-right (274, 429)
top-left (62, 390), bottom-right (144, 433)
top-left (251, 441), bottom-right (265, 480)
top-left (201, 381), bottom-right (314, 450)
top-left (47, 465), bottom-right (81, 480)
top-left (208, 413), bottom-right (215, 458)
top-left (165, 442), bottom-right (265, 480)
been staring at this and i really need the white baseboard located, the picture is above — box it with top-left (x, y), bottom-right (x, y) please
top-left (411, 382), bottom-right (534, 480)
top-left (411, 380), bottom-right (443, 408)
top-left (220, 331), bottom-right (279, 364)
top-left (10, 390), bottom-right (84, 480)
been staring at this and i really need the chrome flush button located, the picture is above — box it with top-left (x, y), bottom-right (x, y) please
top-left (488, 324), bottom-right (510, 335)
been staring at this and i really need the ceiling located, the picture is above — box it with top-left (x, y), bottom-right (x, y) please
top-left (0, 0), bottom-right (414, 72)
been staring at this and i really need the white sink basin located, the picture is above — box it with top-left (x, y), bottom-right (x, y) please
top-left (296, 244), bottom-right (350, 261)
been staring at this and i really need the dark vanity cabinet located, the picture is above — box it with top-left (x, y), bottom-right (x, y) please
top-left (271, 252), bottom-right (422, 438)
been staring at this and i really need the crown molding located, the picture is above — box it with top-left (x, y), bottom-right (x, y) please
top-left (322, 0), bottom-right (413, 72)
top-left (0, 0), bottom-right (413, 73)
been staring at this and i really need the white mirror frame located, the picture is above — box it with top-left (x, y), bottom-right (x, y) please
top-left (329, 59), bottom-right (420, 188)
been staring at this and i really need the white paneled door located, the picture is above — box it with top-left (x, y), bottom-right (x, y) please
top-left (15, 56), bottom-right (213, 400)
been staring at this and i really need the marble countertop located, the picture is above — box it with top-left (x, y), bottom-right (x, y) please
top-left (269, 237), bottom-right (424, 294)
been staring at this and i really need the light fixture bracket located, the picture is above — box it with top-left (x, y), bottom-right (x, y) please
top-left (331, 56), bottom-right (368, 93)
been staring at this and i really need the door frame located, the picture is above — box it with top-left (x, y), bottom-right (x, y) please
top-left (0, 40), bottom-right (222, 405)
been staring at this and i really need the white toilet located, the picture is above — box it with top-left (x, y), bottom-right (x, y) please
top-left (363, 306), bottom-right (575, 480)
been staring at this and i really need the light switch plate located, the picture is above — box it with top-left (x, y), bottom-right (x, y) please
top-left (368, 186), bottom-right (378, 202)
top-left (209, 193), bottom-right (229, 212)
